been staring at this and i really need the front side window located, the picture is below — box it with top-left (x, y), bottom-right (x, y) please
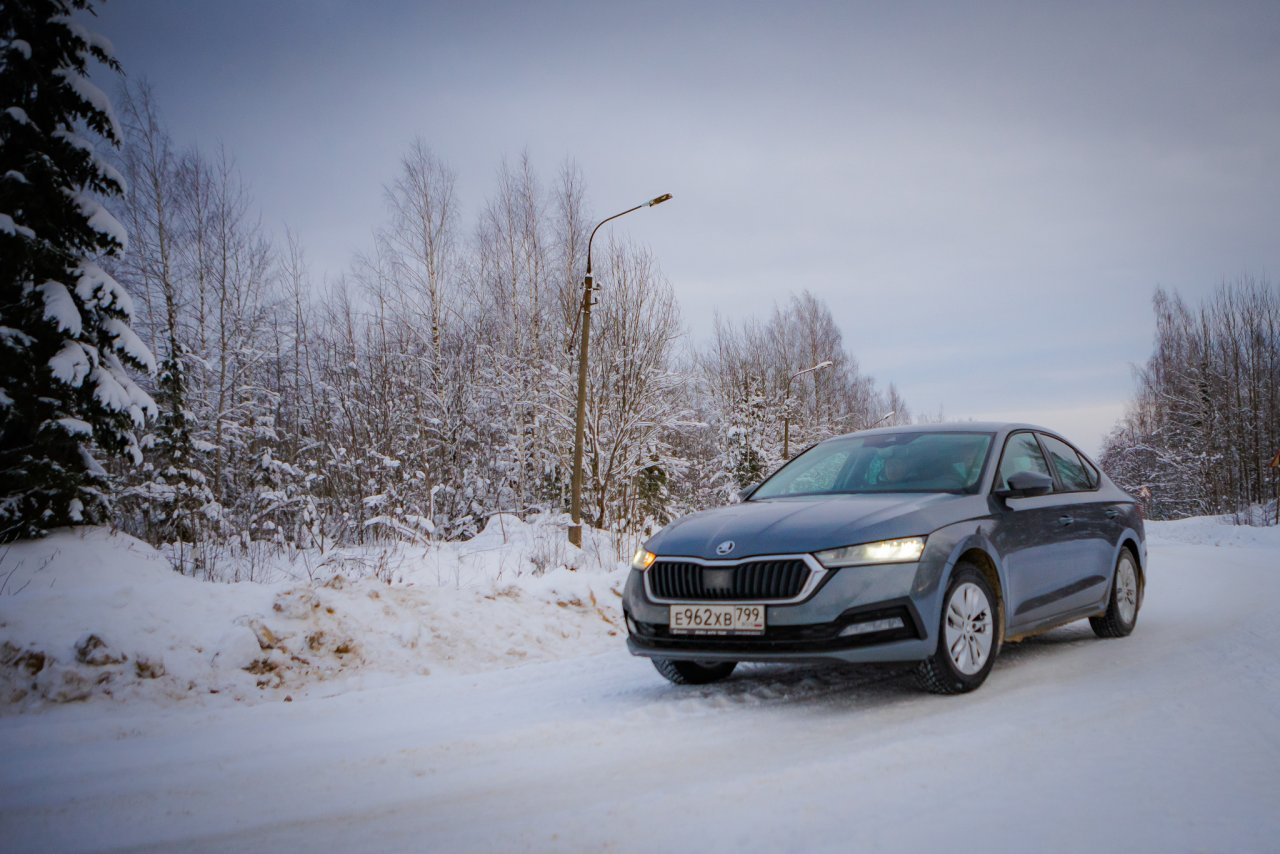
top-left (995, 432), bottom-right (1052, 491)
top-left (1039, 434), bottom-right (1096, 491)
top-left (751, 431), bottom-right (994, 498)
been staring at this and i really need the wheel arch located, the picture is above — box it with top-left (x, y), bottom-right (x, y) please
top-left (1119, 536), bottom-right (1142, 568)
top-left (952, 547), bottom-right (1006, 647)
top-left (920, 524), bottom-right (1009, 650)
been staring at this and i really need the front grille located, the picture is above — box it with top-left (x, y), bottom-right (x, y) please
top-left (649, 559), bottom-right (810, 601)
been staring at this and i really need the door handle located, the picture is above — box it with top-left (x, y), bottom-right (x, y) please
top-left (1058, 515), bottom-right (1075, 527)
top-left (1105, 508), bottom-right (1120, 519)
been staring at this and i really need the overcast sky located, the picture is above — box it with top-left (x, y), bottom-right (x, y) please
top-left (92, 0), bottom-right (1280, 455)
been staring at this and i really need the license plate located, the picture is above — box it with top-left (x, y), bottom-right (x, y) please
top-left (669, 604), bottom-right (765, 635)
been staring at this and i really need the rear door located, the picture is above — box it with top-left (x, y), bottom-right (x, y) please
top-left (1036, 432), bottom-right (1113, 613)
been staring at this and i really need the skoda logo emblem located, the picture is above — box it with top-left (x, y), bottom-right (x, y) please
top-left (716, 540), bottom-right (736, 556)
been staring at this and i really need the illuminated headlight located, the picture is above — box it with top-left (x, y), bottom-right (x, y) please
top-left (631, 548), bottom-right (657, 571)
top-left (814, 537), bottom-right (926, 568)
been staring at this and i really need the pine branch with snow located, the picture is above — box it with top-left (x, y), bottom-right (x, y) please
top-left (0, 0), bottom-right (155, 540)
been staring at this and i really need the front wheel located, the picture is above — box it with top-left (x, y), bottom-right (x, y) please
top-left (652, 658), bottom-right (737, 685)
top-left (1090, 549), bottom-right (1141, 638)
top-left (916, 563), bottom-right (999, 694)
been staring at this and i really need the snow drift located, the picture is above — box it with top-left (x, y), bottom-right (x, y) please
top-left (0, 519), bottom-right (628, 712)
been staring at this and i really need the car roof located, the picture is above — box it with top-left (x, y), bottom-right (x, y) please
top-left (826, 422), bottom-right (1056, 441)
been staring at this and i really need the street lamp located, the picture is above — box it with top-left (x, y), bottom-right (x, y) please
top-left (831, 408), bottom-right (896, 433)
top-left (782, 360), bottom-right (834, 460)
top-left (569, 193), bottom-right (673, 547)
top-left (868, 409), bottom-right (896, 429)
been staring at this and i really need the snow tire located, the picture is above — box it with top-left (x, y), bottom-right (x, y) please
top-left (916, 563), bottom-right (1000, 695)
top-left (1090, 548), bottom-right (1141, 638)
top-left (651, 658), bottom-right (737, 685)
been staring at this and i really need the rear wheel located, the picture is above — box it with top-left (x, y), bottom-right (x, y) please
top-left (917, 563), bottom-right (999, 694)
top-left (652, 658), bottom-right (737, 685)
top-left (1090, 549), bottom-right (1141, 638)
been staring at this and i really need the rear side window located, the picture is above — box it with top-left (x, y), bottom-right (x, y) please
top-left (1039, 434), bottom-right (1097, 491)
top-left (996, 432), bottom-right (1052, 491)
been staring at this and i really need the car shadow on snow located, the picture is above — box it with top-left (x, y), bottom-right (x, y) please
top-left (638, 622), bottom-right (1102, 712)
top-left (997, 621), bottom-right (1099, 664)
top-left (637, 661), bottom-right (922, 714)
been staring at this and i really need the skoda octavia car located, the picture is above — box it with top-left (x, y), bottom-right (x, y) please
top-left (623, 423), bottom-right (1145, 694)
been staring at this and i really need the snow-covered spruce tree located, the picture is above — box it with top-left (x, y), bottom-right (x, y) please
top-left (0, 0), bottom-right (155, 540)
top-left (721, 374), bottom-right (773, 491)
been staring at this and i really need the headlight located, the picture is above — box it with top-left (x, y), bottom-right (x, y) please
top-left (631, 548), bottom-right (657, 571)
top-left (814, 537), bottom-right (926, 568)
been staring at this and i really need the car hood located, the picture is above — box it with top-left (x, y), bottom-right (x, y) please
top-left (646, 493), bottom-right (985, 560)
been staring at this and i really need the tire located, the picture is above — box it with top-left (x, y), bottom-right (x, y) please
top-left (916, 563), bottom-right (1000, 695)
top-left (652, 658), bottom-right (737, 685)
top-left (1090, 549), bottom-right (1141, 638)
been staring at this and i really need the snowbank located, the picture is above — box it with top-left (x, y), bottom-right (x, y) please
top-left (1146, 515), bottom-right (1280, 549)
top-left (0, 520), bottom-right (629, 713)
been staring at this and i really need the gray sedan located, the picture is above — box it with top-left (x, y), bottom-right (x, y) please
top-left (623, 423), bottom-right (1145, 693)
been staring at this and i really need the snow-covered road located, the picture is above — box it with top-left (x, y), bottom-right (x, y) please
top-left (3, 531), bottom-right (1279, 853)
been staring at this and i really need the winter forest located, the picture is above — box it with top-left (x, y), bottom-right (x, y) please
top-left (3, 2), bottom-right (1278, 576)
top-left (107, 79), bottom-right (929, 569)
top-left (1101, 280), bottom-right (1280, 522)
top-left (2, 6), bottom-right (914, 571)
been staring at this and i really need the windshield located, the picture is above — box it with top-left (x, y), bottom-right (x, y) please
top-left (751, 431), bottom-right (994, 499)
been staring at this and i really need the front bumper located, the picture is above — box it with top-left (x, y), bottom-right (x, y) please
top-left (622, 558), bottom-right (939, 665)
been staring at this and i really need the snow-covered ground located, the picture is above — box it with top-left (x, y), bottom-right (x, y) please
top-left (2, 517), bottom-right (1279, 852)
top-left (0, 517), bottom-right (630, 710)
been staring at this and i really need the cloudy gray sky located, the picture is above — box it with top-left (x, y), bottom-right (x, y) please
top-left (93, 0), bottom-right (1280, 455)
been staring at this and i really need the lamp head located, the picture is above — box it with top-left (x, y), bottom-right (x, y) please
top-left (646, 193), bottom-right (673, 207)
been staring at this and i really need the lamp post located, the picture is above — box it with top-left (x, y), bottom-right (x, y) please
top-left (569, 193), bottom-right (672, 547)
top-left (782, 360), bottom-right (834, 460)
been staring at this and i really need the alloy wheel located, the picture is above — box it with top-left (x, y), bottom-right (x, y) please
top-left (1115, 555), bottom-right (1139, 625)
top-left (944, 582), bottom-right (993, 676)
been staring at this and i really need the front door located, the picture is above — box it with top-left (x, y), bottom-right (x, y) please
top-left (987, 431), bottom-right (1077, 630)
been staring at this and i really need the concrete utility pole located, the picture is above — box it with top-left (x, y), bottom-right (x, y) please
top-left (568, 194), bottom-right (672, 547)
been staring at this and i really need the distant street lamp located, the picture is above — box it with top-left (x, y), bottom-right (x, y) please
top-left (569, 193), bottom-right (673, 547)
top-left (782, 360), bottom-right (834, 460)
top-left (868, 409), bottom-right (896, 429)
top-left (831, 408), bottom-right (895, 433)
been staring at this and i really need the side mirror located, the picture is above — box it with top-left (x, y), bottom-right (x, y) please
top-left (736, 484), bottom-right (759, 502)
top-left (995, 470), bottom-right (1055, 501)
